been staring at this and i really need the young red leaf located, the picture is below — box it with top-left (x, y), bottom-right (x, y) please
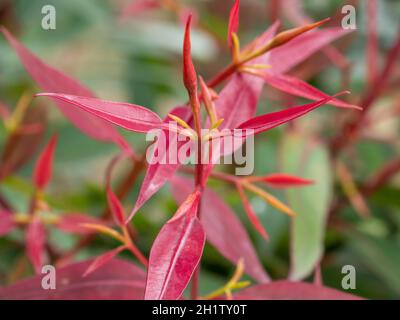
top-left (249, 173), bottom-right (314, 189)
top-left (171, 176), bottom-right (270, 283)
top-left (107, 187), bottom-right (125, 226)
top-left (183, 14), bottom-right (197, 94)
top-left (57, 213), bottom-right (108, 235)
top-left (83, 245), bottom-right (127, 278)
top-left (0, 211), bottom-right (15, 236)
top-left (128, 106), bottom-right (192, 221)
top-left (26, 218), bottom-right (46, 274)
top-left (234, 281), bottom-right (362, 300)
top-left (237, 95), bottom-right (340, 135)
top-left (33, 135), bottom-right (57, 190)
top-left (227, 0), bottom-right (240, 48)
top-left (262, 73), bottom-right (361, 109)
top-left (269, 28), bottom-right (351, 74)
top-left (1, 28), bottom-right (131, 153)
top-left (0, 258), bottom-right (146, 300)
top-left (145, 191), bottom-right (205, 300)
top-left (236, 184), bottom-right (269, 240)
top-left (216, 22), bottom-right (280, 130)
top-left (36, 93), bottom-right (163, 133)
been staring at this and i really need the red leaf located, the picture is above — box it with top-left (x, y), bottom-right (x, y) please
top-left (237, 95), bottom-right (337, 135)
top-left (33, 134), bottom-right (57, 190)
top-left (234, 281), bottom-right (362, 300)
top-left (0, 258), bottom-right (146, 300)
top-left (183, 14), bottom-right (197, 94)
top-left (26, 218), bottom-right (46, 274)
top-left (1, 28), bottom-right (131, 153)
top-left (36, 93), bottom-right (163, 133)
top-left (227, 0), bottom-right (240, 47)
top-left (262, 73), bottom-right (361, 109)
top-left (107, 187), bottom-right (125, 226)
top-left (0, 211), bottom-right (15, 236)
top-left (57, 213), bottom-right (107, 235)
top-left (251, 173), bottom-right (314, 189)
top-left (236, 184), bottom-right (269, 240)
top-left (216, 22), bottom-right (280, 130)
top-left (83, 246), bottom-right (127, 277)
top-left (145, 191), bottom-right (205, 300)
top-left (128, 106), bottom-right (192, 221)
top-left (171, 176), bottom-right (270, 283)
top-left (269, 28), bottom-right (351, 74)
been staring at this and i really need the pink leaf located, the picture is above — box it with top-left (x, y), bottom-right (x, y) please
top-left (0, 258), bottom-right (146, 300)
top-left (269, 28), bottom-right (351, 74)
top-left (57, 214), bottom-right (107, 235)
top-left (262, 73), bottom-right (361, 109)
top-left (26, 218), bottom-right (46, 274)
top-left (145, 191), bottom-right (205, 300)
top-left (0, 211), bottom-right (15, 236)
top-left (83, 246), bottom-right (127, 278)
top-left (128, 106), bottom-right (192, 221)
top-left (33, 134), bottom-right (57, 190)
top-left (237, 96), bottom-right (337, 135)
top-left (1, 28), bottom-right (131, 153)
top-left (234, 281), bottom-right (362, 300)
top-left (227, 0), bottom-right (240, 48)
top-left (107, 187), bottom-right (125, 226)
top-left (36, 93), bottom-right (163, 133)
top-left (236, 184), bottom-right (269, 240)
top-left (171, 175), bottom-right (270, 283)
top-left (251, 173), bottom-right (314, 189)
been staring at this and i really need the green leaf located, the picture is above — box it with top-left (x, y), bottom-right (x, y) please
top-left (281, 131), bottom-right (333, 280)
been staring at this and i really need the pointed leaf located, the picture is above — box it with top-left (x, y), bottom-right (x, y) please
top-left (36, 93), bottom-right (163, 133)
top-left (129, 106), bottom-right (192, 220)
top-left (250, 173), bottom-right (314, 189)
top-left (107, 187), bottom-right (125, 226)
top-left (269, 28), bottom-right (351, 74)
top-left (171, 176), bottom-right (270, 283)
top-left (145, 191), bottom-right (205, 300)
top-left (83, 246), bottom-right (127, 278)
top-left (57, 214), bottom-right (107, 235)
top-left (216, 22), bottom-right (280, 131)
top-left (26, 218), bottom-right (46, 274)
top-left (1, 28), bottom-right (130, 152)
top-left (0, 258), bottom-right (146, 300)
top-left (0, 211), bottom-right (15, 236)
top-left (234, 281), bottom-right (362, 300)
top-left (262, 73), bottom-right (360, 109)
top-left (237, 96), bottom-right (335, 135)
top-left (227, 0), bottom-right (240, 48)
top-left (237, 184), bottom-right (269, 240)
top-left (33, 134), bottom-right (57, 190)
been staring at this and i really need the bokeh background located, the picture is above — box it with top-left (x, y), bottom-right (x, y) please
top-left (1, 0), bottom-right (400, 299)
